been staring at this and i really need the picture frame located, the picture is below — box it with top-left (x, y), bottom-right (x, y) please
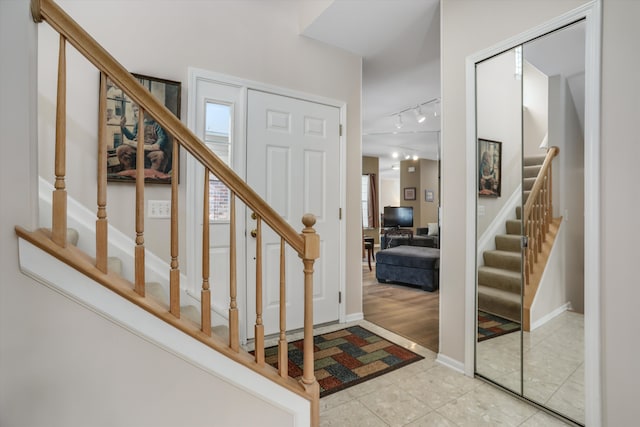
top-left (478, 138), bottom-right (502, 197)
top-left (403, 187), bottom-right (416, 201)
top-left (425, 190), bottom-right (434, 202)
top-left (103, 73), bottom-right (181, 184)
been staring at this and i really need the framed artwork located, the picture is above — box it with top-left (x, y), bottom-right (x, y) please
top-left (478, 138), bottom-right (502, 197)
top-left (425, 190), bottom-right (434, 202)
top-left (103, 73), bottom-right (181, 184)
top-left (404, 187), bottom-right (416, 201)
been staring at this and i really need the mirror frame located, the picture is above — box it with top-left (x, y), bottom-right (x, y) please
top-left (464, 1), bottom-right (601, 424)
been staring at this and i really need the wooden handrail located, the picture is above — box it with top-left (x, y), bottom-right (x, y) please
top-left (32, 0), bottom-right (304, 256)
top-left (523, 146), bottom-right (559, 220)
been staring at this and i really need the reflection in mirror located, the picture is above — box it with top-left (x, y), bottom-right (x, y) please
top-left (205, 102), bottom-right (232, 221)
top-left (475, 47), bottom-right (523, 395)
top-left (521, 20), bottom-right (585, 425)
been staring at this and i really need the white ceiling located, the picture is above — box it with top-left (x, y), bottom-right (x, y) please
top-left (301, 0), bottom-right (442, 178)
top-left (524, 20), bottom-right (586, 129)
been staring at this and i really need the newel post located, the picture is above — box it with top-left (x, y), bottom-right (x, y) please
top-left (300, 213), bottom-right (320, 426)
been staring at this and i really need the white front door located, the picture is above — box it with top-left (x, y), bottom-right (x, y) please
top-left (246, 89), bottom-right (341, 337)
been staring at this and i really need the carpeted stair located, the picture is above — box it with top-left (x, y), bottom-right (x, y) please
top-left (477, 154), bottom-right (546, 323)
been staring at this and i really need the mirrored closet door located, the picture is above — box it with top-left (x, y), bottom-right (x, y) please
top-left (474, 19), bottom-right (586, 426)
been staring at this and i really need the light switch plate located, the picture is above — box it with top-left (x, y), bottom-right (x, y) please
top-left (148, 200), bottom-right (171, 218)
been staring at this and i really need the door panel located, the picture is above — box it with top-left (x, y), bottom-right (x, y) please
top-left (246, 89), bottom-right (341, 337)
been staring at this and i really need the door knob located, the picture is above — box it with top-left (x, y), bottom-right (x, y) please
top-left (250, 229), bottom-right (257, 238)
top-left (251, 212), bottom-right (258, 220)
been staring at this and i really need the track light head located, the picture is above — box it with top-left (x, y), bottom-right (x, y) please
top-left (395, 114), bottom-right (403, 129)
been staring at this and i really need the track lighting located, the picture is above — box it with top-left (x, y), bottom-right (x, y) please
top-left (388, 98), bottom-right (439, 127)
top-left (414, 106), bottom-right (426, 123)
top-left (392, 152), bottom-right (399, 158)
top-left (395, 114), bottom-right (403, 129)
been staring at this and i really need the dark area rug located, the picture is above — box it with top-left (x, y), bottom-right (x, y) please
top-left (477, 311), bottom-right (521, 341)
top-left (262, 325), bottom-right (424, 397)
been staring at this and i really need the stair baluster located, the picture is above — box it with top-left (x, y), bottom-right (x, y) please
top-left (170, 140), bottom-right (180, 317)
top-left (201, 168), bottom-right (211, 336)
top-left (229, 192), bottom-right (239, 351)
top-left (254, 217), bottom-right (265, 365)
top-left (278, 237), bottom-right (288, 378)
top-left (96, 72), bottom-right (108, 273)
top-left (52, 34), bottom-right (67, 248)
top-left (134, 108), bottom-right (146, 296)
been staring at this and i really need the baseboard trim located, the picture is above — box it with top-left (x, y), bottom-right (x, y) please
top-left (436, 353), bottom-right (465, 374)
top-left (530, 302), bottom-right (571, 331)
top-left (344, 312), bottom-right (364, 323)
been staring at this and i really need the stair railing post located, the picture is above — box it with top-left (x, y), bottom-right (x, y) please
top-left (300, 214), bottom-right (320, 427)
top-left (52, 34), bottom-right (67, 247)
top-left (96, 72), bottom-right (108, 272)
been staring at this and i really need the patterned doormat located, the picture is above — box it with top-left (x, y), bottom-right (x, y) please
top-left (477, 311), bottom-right (521, 341)
top-left (262, 325), bottom-right (423, 397)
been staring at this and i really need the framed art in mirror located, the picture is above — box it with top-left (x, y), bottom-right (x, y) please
top-left (103, 73), bottom-right (181, 184)
top-left (478, 138), bottom-right (501, 197)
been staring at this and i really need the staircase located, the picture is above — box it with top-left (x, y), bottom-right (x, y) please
top-left (478, 151), bottom-right (559, 329)
top-left (16, 0), bottom-right (320, 425)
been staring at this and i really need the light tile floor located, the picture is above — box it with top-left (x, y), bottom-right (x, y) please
top-left (318, 320), bottom-right (574, 427)
top-left (477, 311), bottom-right (584, 424)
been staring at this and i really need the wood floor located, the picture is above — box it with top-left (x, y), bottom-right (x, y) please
top-left (362, 262), bottom-right (439, 353)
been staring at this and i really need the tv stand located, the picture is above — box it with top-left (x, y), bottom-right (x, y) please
top-left (382, 228), bottom-right (413, 249)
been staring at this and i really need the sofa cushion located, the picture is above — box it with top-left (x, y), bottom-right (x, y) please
top-left (376, 246), bottom-right (440, 269)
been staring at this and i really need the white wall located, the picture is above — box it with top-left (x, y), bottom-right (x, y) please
top-left (36, 0), bottom-right (363, 318)
top-left (554, 76), bottom-right (585, 313)
top-left (1, 1), bottom-right (297, 425)
top-left (475, 50), bottom-right (522, 236)
top-left (523, 61), bottom-right (549, 157)
top-left (600, 1), bottom-right (640, 424)
top-left (440, 0), bottom-right (588, 374)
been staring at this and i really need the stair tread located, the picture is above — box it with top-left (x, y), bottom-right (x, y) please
top-left (477, 284), bottom-right (522, 301)
top-left (478, 266), bottom-right (521, 294)
top-left (524, 155), bottom-right (546, 166)
top-left (478, 265), bottom-right (521, 280)
top-left (483, 250), bottom-right (521, 272)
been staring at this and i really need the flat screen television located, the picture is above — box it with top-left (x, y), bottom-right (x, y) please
top-left (383, 206), bottom-right (413, 228)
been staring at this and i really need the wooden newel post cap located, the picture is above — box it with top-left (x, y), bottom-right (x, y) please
top-left (302, 214), bottom-right (316, 231)
top-left (301, 214), bottom-right (319, 260)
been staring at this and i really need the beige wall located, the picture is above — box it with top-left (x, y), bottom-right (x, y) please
top-left (399, 159), bottom-right (439, 230)
top-left (36, 0), bottom-right (363, 319)
top-left (440, 0), bottom-right (588, 369)
top-left (419, 159), bottom-right (439, 226)
top-left (0, 1), bottom-right (297, 425)
top-left (362, 156), bottom-right (379, 244)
